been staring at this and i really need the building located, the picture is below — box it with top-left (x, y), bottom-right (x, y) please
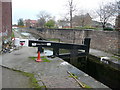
top-left (0, 0), bottom-right (12, 51)
top-left (92, 21), bottom-right (113, 29)
top-left (57, 20), bottom-right (70, 28)
top-left (57, 13), bottom-right (92, 29)
top-left (24, 19), bottom-right (37, 28)
top-left (72, 13), bottom-right (92, 27)
top-left (0, 0), bottom-right (12, 41)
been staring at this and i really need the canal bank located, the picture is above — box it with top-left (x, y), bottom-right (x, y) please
top-left (61, 49), bottom-right (120, 89)
top-left (1, 46), bottom-right (109, 88)
top-left (1, 28), bottom-right (114, 88)
top-left (88, 49), bottom-right (120, 89)
top-left (22, 27), bottom-right (119, 89)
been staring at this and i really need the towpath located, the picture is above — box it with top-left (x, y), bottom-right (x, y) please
top-left (0, 28), bottom-right (109, 89)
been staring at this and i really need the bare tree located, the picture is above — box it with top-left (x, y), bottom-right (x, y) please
top-left (115, 1), bottom-right (120, 30)
top-left (37, 11), bottom-right (51, 28)
top-left (97, 2), bottom-right (117, 30)
top-left (66, 0), bottom-right (76, 28)
top-left (37, 18), bottom-right (46, 28)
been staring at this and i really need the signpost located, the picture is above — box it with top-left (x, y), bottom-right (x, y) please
top-left (14, 38), bottom-right (28, 47)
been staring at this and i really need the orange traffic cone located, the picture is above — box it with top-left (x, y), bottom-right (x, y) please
top-left (36, 51), bottom-right (42, 62)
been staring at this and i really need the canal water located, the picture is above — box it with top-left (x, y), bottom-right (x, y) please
top-left (21, 32), bottom-right (30, 36)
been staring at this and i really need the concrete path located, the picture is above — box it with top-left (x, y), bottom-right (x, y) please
top-left (2, 66), bottom-right (32, 88)
top-left (0, 28), bottom-right (110, 88)
top-left (0, 66), bottom-right (2, 89)
top-left (1, 46), bottom-right (108, 88)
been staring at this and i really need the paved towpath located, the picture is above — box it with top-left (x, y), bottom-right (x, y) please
top-left (1, 66), bottom-right (32, 88)
top-left (1, 46), bottom-right (108, 88)
top-left (0, 28), bottom-right (109, 88)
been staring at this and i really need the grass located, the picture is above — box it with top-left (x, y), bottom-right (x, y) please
top-left (29, 56), bottom-right (51, 62)
top-left (83, 83), bottom-right (92, 88)
top-left (114, 53), bottom-right (120, 56)
top-left (111, 56), bottom-right (120, 60)
top-left (68, 72), bottom-right (92, 88)
top-left (21, 71), bottom-right (41, 88)
top-left (12, 31), bottom-right (15, 38)
top-left (68, 73), bottom-right (78, 79)
top-left (59, 49), bottom-right (70, 54)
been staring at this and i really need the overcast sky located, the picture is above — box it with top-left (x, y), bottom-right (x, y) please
top-left (12, 0), bottom-right (116, 24)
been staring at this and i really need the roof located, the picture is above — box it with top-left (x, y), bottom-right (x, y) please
top-left (25, 19), bottom-right (37, 24)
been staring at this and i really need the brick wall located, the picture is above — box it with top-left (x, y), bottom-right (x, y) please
top-left (39, 29), bottom-right (120, 55)
top-left (0, 1), bottom-right (2, 51)
top-left (86, 30), bottom-right (120, 54)
top-left (0, 1), bottom-right (2, 34)
top-left (0, 1), bottom-right (12, 41)
top-left (2, 1), bottom-right (12, 38)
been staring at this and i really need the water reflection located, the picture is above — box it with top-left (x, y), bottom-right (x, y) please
top-left (44, 50), bottom-right (53, 56)
top-left (21, 32), bottom-right (30, 36)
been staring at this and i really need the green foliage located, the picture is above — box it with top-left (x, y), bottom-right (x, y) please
top-left (45, 20), bottom-right (55, 28)
top-left (18, 18), bottom-right (24, 26)
top-left (82, 26), bottom-right (96, 29)
top-left (29, 56), bottom-right (51, 62)
top-left (12, 31), bottom-right (15, 38)
top-left (103, 27), bottom-right (114, 31)
top-left (59, 49), bottom-right (69, 54)
top-left (20, 72), bottom-right (40, 88)
top-left (68, 72), bottom-right (92, 88)
top-left (111, 56), bottom-right (120, 60)
top-left (74, 26), bottom-right (96, 30)
top-left (83, 83), bottom-right (92, 88)
top-left (68, 73), bottom-right (78, 79)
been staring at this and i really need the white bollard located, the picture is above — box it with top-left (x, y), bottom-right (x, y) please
top-left (14, 38), bottom-right (20, 46)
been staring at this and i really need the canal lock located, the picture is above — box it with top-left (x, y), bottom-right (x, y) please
top-left (22, 31), bottom-right (120, 89)
top-left (62, 55), bottom-right (120, 89)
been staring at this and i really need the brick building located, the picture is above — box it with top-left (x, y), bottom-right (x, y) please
top-left (0, 0), bottom-right (12, 41)
top-left (24, 19), bottom-right (37, 28)
top-left (72, 13), bottom-right (92, 27)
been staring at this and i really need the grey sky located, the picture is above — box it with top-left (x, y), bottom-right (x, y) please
top-left (12, 0), bottom-right (116, 24)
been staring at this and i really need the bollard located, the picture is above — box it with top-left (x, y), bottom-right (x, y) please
top-left (36, 46), bottom-right (42, 62)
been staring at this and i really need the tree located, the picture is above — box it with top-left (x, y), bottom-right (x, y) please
top-left (115, 1), bottom-right (120, 30)
top-left (18, 18), bottom-right (24, 26)
top-left (45, 19), bottom-right (55, 28)
top-left (37, 11), bottom-right (51, 28)
top-left (66, 0), bottom-right (76, 28)
top-left (96, 2), bottom-right (117, 30)
top-left (37, 18), bottom-right (46, 28)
